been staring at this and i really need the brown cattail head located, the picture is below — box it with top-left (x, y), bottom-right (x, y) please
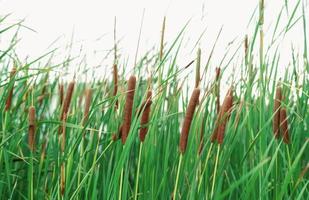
top-left (139, 90), bottom-right (152, 142)
top-left (28, 106), bottom-right (36, 152)
top-left (61, 81), bottom-right (75, 121)
top-left (59, 83), bottom-right (64, 106)
top-left (211, 87), bottom-right (233, 144)
top-left (273, 85), bottom-right (282, 139)
top-left (217, 88), bottom-right (233, 144)
top-left (179, 88), bottom-right (200, 154)
top-left (83, 88), bottom-right (92, 125)
top-left (122, 75), bottom-right (136, 144)
top-left (5, 67), bottom-right (17, 111)
top-left (280, 108), bottom-right (290, 144)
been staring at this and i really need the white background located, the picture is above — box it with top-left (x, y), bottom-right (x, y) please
top-left (1, 0), bottom-right (308, 83)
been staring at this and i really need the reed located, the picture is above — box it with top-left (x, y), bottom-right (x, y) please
top-left (28, 106), bottom-right (36, 152)
top-left (139, 90), bottom-right (152, 142)
top-left (179, 88), bottom-right (200, 154)
top-left (122, 75), bottom-right (136, 144)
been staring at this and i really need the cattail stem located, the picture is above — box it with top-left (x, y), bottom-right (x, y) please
top-left (118, 168), bottom-right (124, 200)
top-left (179, 88), bottom-right (200, 154)
top-left (134, 143), bottom-right (143, 200)
top-left (173, 154), bottom-right (183, 200)
top-left (198, 143), bottom-right (214, 192)
top-left (210, 145), bottom-right (220, 199)
top-left (113, 64), bottom-right (119, 108)
top-left (28, 106), bottom-right (36, 152)
top-left (122, 76), bottom-right (136, 144)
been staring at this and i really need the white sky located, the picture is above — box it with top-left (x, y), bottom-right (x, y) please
top-left (1, 0), bottom-right (308, 83)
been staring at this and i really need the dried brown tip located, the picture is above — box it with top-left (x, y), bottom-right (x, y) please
top-left (83, 88), bottom-right (92, 125)
top-left (280, 108), bottom-right (290, 144)
top-left (59, 83), bottom-right (64, 106)
top-left (139, 90), bottom-right (152, 142)
top-left (179, 88), bottom-right (200, 154)
top-left (5, 67), bottom-right (17, 111)
top-left (113, 63), bottom-right (119, 108)
top-left (28, 106), bottom-right (36, 152)
top-left (273, 85), bottom-right (282, 139)
top-left (122, 75), bottom-right (136, 144)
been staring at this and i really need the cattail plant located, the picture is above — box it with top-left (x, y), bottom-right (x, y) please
top-left (83, 88), bottom-right (92, 125)
top-left (122, 75), bottom-right (136, 144)
top-left (59, 83), bottom-right (64, 106)
top-left (139, 90), bottom-right (152, 142)
top-left (60, 81), bottom-right (75, 123)
top-left (28, 106), bottom-right (36, 152)
top-left (273, 83), bottom-right (291, 143)
top-left (280, 108), bottom-right (289, 144)
top-left (211, 87), bottom-right (233, 144)
top-left (273, 84), bottom-right (282, 139)
top-left (58, 81), bottom-right (74, 196)
top-left (179, 88), bottom-right (200, 154)
top-left (5, 67), bottom-right (17, 111)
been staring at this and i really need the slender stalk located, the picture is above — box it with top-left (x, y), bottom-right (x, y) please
top-left (134, 143), bottom-right (143, 200)
top-left (210, 145), bottom-right (220, 199)
top-left (173, 155), bottom-right (183, 200)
